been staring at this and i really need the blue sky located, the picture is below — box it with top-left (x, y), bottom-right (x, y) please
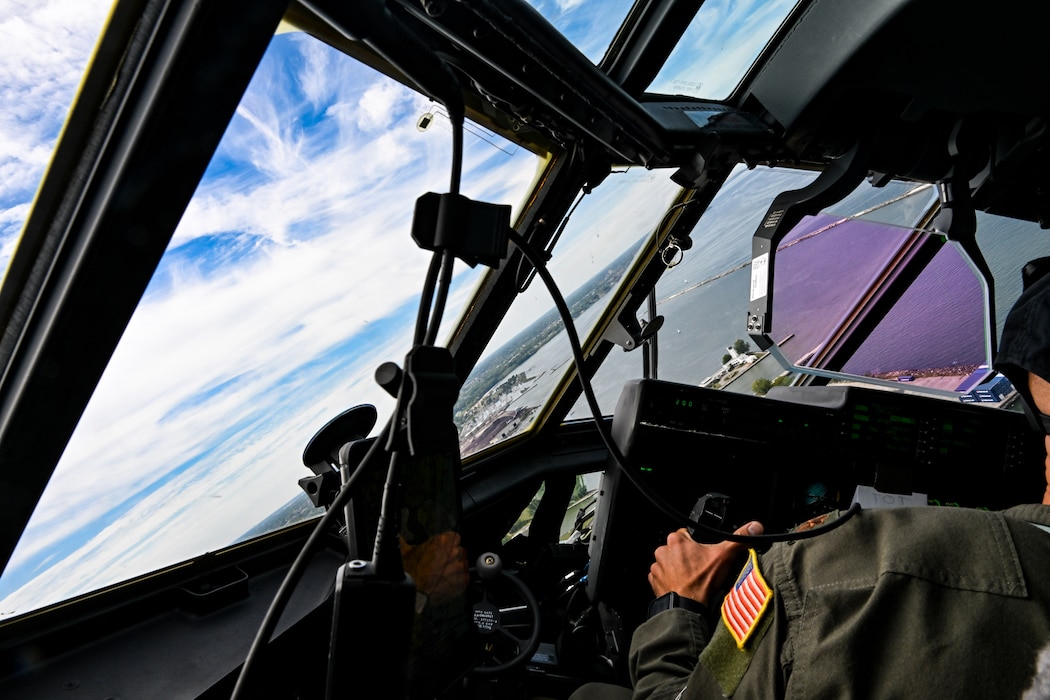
top-left (649, 0), bottom-right (796, 98)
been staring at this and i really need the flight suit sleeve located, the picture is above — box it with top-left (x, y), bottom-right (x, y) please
top-left (629, 547), bottom-right (790, 699)
top-left (628, 608), bottom-right (711, 699)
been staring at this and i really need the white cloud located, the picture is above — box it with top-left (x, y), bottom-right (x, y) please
top-left (356, 80), bottom-right (411, 132)
top-left (0, 0), bottom-right (110, 225)
top-left (232, 101), bottom-right (309, 183)
top-left (553, 0), bottom-right (586, 11)
top-left (297, 36), bottom-right (335, 108)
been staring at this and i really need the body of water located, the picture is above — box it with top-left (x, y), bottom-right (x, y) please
top-left (472, 168), bottom-right (1050, 442)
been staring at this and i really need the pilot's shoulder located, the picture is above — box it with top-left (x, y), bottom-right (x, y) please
top-left (766, 506), bottom-right (1024, 585)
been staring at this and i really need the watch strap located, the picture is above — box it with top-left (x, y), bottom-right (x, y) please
top-left (647, 591), bottom-right (709, 620)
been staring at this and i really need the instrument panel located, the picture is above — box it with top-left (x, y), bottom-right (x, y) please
top-left (587, 378), bottom-right (1044, 630)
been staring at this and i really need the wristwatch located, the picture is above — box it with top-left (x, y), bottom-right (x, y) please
top-left (647, 591), bottom-right (710, 620)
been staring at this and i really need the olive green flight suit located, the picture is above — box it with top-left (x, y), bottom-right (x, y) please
top-left (571, 504), bottom-right (1050, 699)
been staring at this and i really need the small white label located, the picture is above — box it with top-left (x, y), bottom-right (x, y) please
top-left (473, 607), bottom-right (497, 632)
top-left (851, 484), bottom-right (928, 509)
top-left (750, 253), bottom-right (769, 302)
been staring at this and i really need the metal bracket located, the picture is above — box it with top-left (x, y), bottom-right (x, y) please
top-left (931, 154), bottom-right (997, 358)
top-left (746, 142), bottom-right (870, 350)
top-left (600, 301), bottom-right (664, 352)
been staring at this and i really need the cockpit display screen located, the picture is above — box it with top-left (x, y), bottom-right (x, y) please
top-left (847, 402), bottom-right (919, 457)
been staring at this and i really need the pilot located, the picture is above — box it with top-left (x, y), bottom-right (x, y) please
top-left (570, 262), bottom-right (1050, 700)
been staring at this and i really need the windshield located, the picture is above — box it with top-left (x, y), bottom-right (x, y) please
top-left (567, 165), bottom-right (1044, 418)
top-left (457, 168), bottom-right (683, 457)
top-left (0, 27), bottom-right (540, 620)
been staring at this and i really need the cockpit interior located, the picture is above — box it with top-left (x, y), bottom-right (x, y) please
top-left (2, 0), bottom-right (1049, 697)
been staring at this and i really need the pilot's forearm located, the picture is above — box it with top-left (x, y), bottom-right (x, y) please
top-left (629, 608), bottom-right (711, 699)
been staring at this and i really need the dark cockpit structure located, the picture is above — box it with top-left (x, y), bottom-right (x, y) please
top-left (1, 0), bottom-right (1049, 697)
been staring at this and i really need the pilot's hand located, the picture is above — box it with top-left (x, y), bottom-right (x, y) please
top-left (400, 530), bottom-right (470, 605)
top-left (1027, 373), bottom-right (1050, 505)
top-left (648, 521), bottom-right (763, 607)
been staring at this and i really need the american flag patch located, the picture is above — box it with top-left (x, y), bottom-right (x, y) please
top-left (721, 549), bottom-right (772, 648)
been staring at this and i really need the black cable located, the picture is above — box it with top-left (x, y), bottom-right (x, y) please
top-left (448, 109), bottom-right (463, 197)
top-left (230, 421), bottom-right (391, 700)
top-left (506, 229), bottom-right (862, 545)
top-left (370, 450), bottom-right (405, 576)
top-left (424, 250), bottom-right (456, 346)
top-left (419, 98), bottom-right (463, 347)
top-left (414, 251), bottom-right (444, 346)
